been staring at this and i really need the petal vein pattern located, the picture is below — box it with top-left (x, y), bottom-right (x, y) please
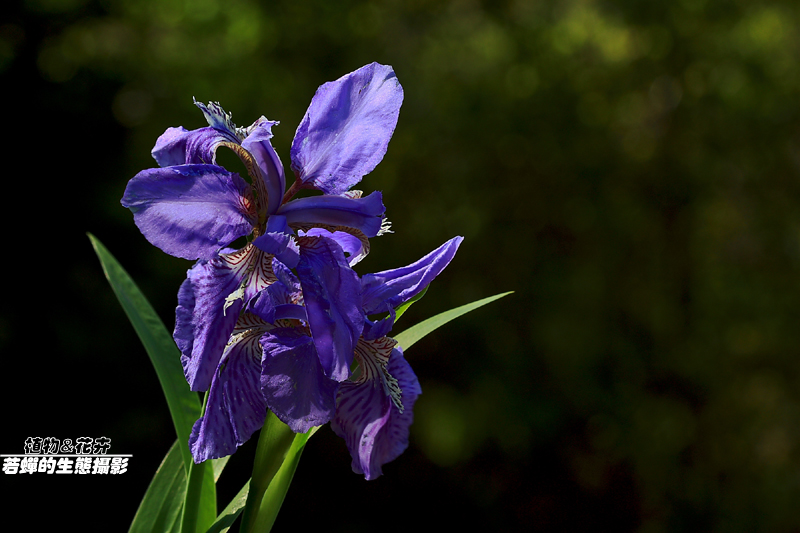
top-left (188, 314), bottom-right (271, 462)
top-left (332, 343), bottom-right (420, 480)
top-left (175, 244), bottom-right (275, 392)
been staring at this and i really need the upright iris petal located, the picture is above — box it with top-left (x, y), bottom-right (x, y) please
top-left (242, 119), bottom-right (286, 217)
top-left (291, 62), bottom-right (404, 195)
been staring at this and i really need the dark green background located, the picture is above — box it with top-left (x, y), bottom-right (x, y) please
top-left (3, 0), bottom-right (800, 531)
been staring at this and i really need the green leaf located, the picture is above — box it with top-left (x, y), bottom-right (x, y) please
top-left (251, 429), bottom-right (315, 531)
top-left (394, 291), bottom-right (513, 350)
top-left (393, 285), bottom-right (427, 323)
top-left (180, 459), bottom-right (208, 533)
top-left (180, 392), bottom-right (216, 533)
top-left (239, 413), bottom-right (317, 533)
top-left (211, 456), bottom-right (230, 483)
top-left (205, 480), bottom-right (250, 533)
top-left (89, 233), bottom-right (200, 472)
top-left (90, 234), bottom-right (219, 532)
top-left (128, 441), bottom-right (187, 533)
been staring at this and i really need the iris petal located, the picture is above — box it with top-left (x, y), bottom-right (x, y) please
top-left (175, 244), bottom-right (275, 391)
top-left (252, 232), bottom-right (300, 268)
top-left (300, 228), bottom-right (368, 266)
top-left (296, 235), bottom-right (364, 381)
top-left (260, 327), bottom-right (338, 433)
top-left (290, 63), bottom-right (404, 195)
top-left (121, 165), bottom-right (256, 260)
top-left (151, 126), bottom-right (235, 167)
top-left (241, 118), bottom-right (286, 216)
top-left (361, 236), bottom-right (463, 315)
top-left (188, 317), bottom-right (268, 462)
top-left (331, 343), bottom-right (420, 480)
top-left (278, 191), bottom-right (385, 238)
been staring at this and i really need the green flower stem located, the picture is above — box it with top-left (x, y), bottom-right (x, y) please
top-left (239, 411), bottom-right (297, 533)
top-left (179, 459), bottom-right (207, 533)
top-left (179, 391), bottom-right (215, 533)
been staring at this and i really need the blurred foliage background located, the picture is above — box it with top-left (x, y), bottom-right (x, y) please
top-left (3, 0), bottom-right (800, 531)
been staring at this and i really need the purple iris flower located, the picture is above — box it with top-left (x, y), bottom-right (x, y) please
top-left (121, 63), bottom-right (404, 396)
top-left (185, 237), bottom-right (462, 474)
top-left (331, 236), bottom-right (463, 479)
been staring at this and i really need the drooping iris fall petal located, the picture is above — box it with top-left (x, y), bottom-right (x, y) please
top-left (331, 342), bottom-right (420, 480)
top-left (188, 314), bottom-right (269, 462)
top-left (260, 327), bottom-right (339, 433)
top-left (175, 244), bottom-right (275, 391)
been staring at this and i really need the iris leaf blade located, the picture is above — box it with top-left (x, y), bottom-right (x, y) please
top-left (240, 413), bottom-right (318, 533)
top-left (91, 234), bottom-right (218, 532)
top-left (251, 429), bottom-right (315, 532)
top-left (180, 392), bottom-right (217, 533)
top-left (394, 291), bottom-right (513, 350)
top-left (89, 233), bottom-right (200, 472)
top-left (205, 480), bottom-right (250, 533)
top-left (128, 441), bottom-right (187, 533)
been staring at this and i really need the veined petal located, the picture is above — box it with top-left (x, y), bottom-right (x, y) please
top-left (361, 236), bottom-right (463, 315)
top-left (296, 235), bottom-right (364, 381)
top-left (277, 191), bottom-right (386, 238)
top-left (151, 126), bottom-right (235, 167)
top-left (121, 165), bottom-right (256, 260)
top-left (252, 232), bottom-right (300, 268)
top-left (246, 265), bottom-right (304, 324)
top-left (300, 228), bottom-right (368, 266)
top-left (175, 244), bottom-right (275, 391)
top-left (241, 118), bottom-right (286, 216)
top-left (290, 63), bottom-right (404, 195)
top-left (331, 341), bottom-right (420, 480)
top-left (188, 315), bottom-right (269, 462)
top-left (260, 327), bottom-right (338, 433)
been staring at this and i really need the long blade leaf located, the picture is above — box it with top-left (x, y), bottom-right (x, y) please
top-left (253, 430), bottom-right (315, 531)
top-left (89, 233), bottom-right (201, 471)
top-left (180, 392), bottom-right (216, 533)
top-left (91, 234), bottom-right (218, 531)
top-left (394, 291), bottom-right (513, 350)
top-left (205, 480), bottom-right (250, 533)
top-left (129, 441), bottom-right (187, 533)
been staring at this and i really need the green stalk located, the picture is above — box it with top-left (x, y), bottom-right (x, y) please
top-left (179, 459), bottom-right (207, 533)
top-left (178, 391), bottom-right (213, 533)
top-left (239, 411), bottom-right (299, 533)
